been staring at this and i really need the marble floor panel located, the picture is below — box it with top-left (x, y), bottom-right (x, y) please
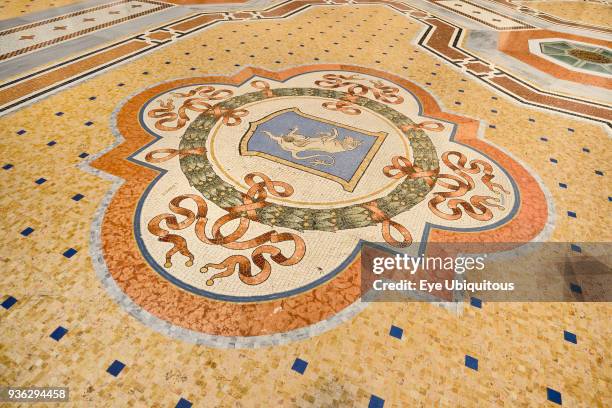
top-left (0, 0), bottom-right (610, 407)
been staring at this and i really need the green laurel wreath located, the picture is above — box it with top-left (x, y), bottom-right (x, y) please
top-left (179, 87), bottom-right (438, 232)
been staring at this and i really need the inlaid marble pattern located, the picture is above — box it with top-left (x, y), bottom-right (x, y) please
top-left (0, 0), bottom-right (172, 62)
top-left (0, 1), bottom-right (610, 407)
top-left (538, 40), bottom-right (612, 75)
top-left (518, 0), bottom-right (612, 28)
top-left (0, 0), bottom-right (84, 19)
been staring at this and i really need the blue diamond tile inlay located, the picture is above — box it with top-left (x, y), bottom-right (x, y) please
top-left (20, 227), bottom-right (34, 237)
top-left (47, 141), bottom-right (57, 146)
top-left (489, 124), bottom-right (496, 129)
top-left (567, 128), bottom-right (574, 132)
top-left (79, 152), bottom-right (89, 159)
top-left (55, 112), bottom-right (64, 116)
top-left (570, 244), bottom-right (581, 253)
top-left (465, 355), bottom-right (478, 371)
top-left (1, 296), bottom-right (17, 310)
top-left (291, 358), bottom-right (308, 374)
top-left (582, 148), bottom-right (590, 153)
top-left (540, 137), bottom-right (548, 142)
top-left (84, 121), bottom-right (94, 127)
top-left (389, 325), bottom-right (403, 339)
top-left (595, 170), bottom-right (604, 176)
top-left (559, 183), bottom-right (567, 189)
top-left (72, 194), bottom-right (84, 201)
top-left (107, 360), bottom-right (126, 377)
top-left (570, 283), bottom-right (582, 294)
top-left (50, 326), bottom-right (68, 341)
top-left (35, 178), bottom-right (47, 185)
top-left (63, 248), bottom-right (77, 258)
top-left (567, 211), bottom-right (576, 218)
top-left (89, 96), bottom-right (96, 100)
top-left (175, 398), bottom-right (192, 408)
top-left (547, 387), bottom-right (562, 405)
top-left (563, 330), bottom-right (577, 344)
top-left (369, 395), bottom-right (385, 408)
top-left (3, 164), bottom-right (13, 170)
top-left (17, 129), bottom-right (26, 135)
top-left (470, 297), bottom-right (482, 308)
top-left (550, 158), bottom-right (558, 163)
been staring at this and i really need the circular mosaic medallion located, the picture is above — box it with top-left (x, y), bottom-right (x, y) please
top-left (91, 66), bottom-right (542, 346)
top-left (179, 88), bottom-right (438, 232)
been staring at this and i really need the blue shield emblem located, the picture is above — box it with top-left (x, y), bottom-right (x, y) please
top-left (239, 108), bottom-right (387, 191)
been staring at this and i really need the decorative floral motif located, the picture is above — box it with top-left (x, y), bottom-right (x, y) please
top-left (146, 85), bottom-right (243, 131)
top-left (179, 86), bottom-right (440, 232)
top-left (382, 152), bottom-right (509, 221)
top-left (147, 173), bottom-right (306, 286)
top-left (314, 74), bottom-right (404, 115)
top-left (428, 151), bottom-right (509, 221)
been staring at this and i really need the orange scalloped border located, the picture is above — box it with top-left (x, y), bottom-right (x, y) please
top-left (92, 65), bottom-right (547, 337)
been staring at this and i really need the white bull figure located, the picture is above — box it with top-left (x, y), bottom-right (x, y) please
top-left (263, 127), bottom-right (362, 166)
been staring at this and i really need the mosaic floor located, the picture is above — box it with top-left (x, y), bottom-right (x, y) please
top-left (0, 0), bottom-right (610, 406)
